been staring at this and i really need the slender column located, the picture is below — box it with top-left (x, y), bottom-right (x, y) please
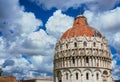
top-left (88, 57), bottom-right (90, 66)
top-left (66, 59), bottom-right (68, 67)
top-left (95, 57), bottom-right (97, 67)
top-left (94, 57), bottom-right (95, 67)
top-left (77, 57), bottom-right (79, 67)
top-left (92, 57), bottom-right (94, 67)
top-left (81, 57), bottom-right (82, 67)
top-left (70, 58), bottom-right (71, 67)
top-left (107, 60), bottom-right (108, 68)
top-left (82, 57), bottom-right (84, 66)
top-left (103, 59), bottom-right (105, 67)
top-left (89, 57), bottom-right (91, 67)
top-left (84, 56), bottom-right (86, 66)
top-left (99, 58), bottom-right (100, 67)
top-left (64, 59), bottom-right (66, 67)
top-left (95, 57), bottom-right (96, 67)
top-left (75, 57), bottom-right (77, 67)
top-left (101, 58), bottom-right (103, 67)
top-left (91, 57), bottom-right (93, 67)
top-left (99, 58), bottom-right (101, 67)
top-left (83, 57), bottom-right (85, 67)
top-left (63, 59), bottom-right (65, 67)
top-left (68, 58), bottom-right (70, 67)
top-left (79, 57), bottom-right (80, 66)
top-left (105, 60), bottom-right (107, 68)
top-left (102, 58), bottom-right (104, 67)
top-left (80, 57), bottom-right (82, 67)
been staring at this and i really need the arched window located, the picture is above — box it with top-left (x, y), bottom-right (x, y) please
top-left (93, 42), bottom-right (96, 47)
top-left (97, 63), bottom-right (99, 67)
top-left (103, 70), bottom-right (108, 75)
top-left (66, 44), bottom-right (68, 48)
top-left (84, 41), bottom-right (87, 46)
top-left (86, 57), bottom-right (89, 63)
top-left (66, 73), bottom-right (68, 80)
top-left (60, 45), bottom-right (62, 50)
top-left (96, 73), bottom-right (99, 80)
top-left (76, 72), bottom-right (78, 80)
top-left (57, 71), bottom-right (62, 82)
top-left (86, 73), bottom-right (89, 80)
top-left (59, 80), bottom-right (62, 82)
top-left (72, 57), bottom-right (75, 64)
top-left (101, 43), bottom-right (103, 48)
top-left (74, 42), bottom-right (77, 47)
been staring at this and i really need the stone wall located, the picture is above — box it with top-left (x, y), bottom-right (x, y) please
top-left (0, 76), bottom-right (16, 82)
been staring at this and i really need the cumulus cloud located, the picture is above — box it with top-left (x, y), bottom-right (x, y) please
top-left (46, 10), bottom-right (74, 39)
top-left (0, 0), bottom-right (58, 80)
top-left (112, 53), bottom-right (120, 80)
top-left (8, 29), bottom-right (56, 56)
top-left (113, 32), bottom-right (120, 54)
top-left (0, 0), bottom-right (53, 80)
top-left (31, 0), bottom-right (120, 11)
top-left (0, 0), bottom-right (42, 41)
top-left (2, 55), bottom-right (34, 79)
top-left (30, 55), bottom-right (53, 76)
top-left (84, 7), bottom-right (120, 33)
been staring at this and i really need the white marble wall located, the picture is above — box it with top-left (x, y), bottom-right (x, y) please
top-left (54, 36), bottom-right (113, 82)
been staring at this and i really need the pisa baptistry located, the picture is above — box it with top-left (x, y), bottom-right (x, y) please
top-left (54, 15), bottom-right (113, 82)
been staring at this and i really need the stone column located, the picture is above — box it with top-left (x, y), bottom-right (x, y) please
top-left (89, 57), bottom-right (91, 67)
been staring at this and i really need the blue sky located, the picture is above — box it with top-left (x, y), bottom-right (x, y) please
top-left (0, 0), bottom-right (120, 80)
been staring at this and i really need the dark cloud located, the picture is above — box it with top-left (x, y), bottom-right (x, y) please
top-left (2, 60), bottom-right (15, 68)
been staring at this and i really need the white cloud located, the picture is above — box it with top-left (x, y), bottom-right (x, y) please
top-left (31, 0), bottom-right (89, 10)
top-left (112, 60), bottom-right (117, 68)
top-left (31, 0), bottom-right (120, 11)
top-left (12, 12), bottom-right (42, 34)
top-left (8, 29), bottom-right (56, 56)
top-left (84, 7), bottom-right (120, 33)
top-left (110, 49), bottom-right (120, 80)
top-left (113, 32), bottom-right (120, 54)
top-left (0, 0), bottom-right (50, 79)
top-left (112, 65), bottom-right (120, 80)
top-left (0, 0), bottom-right (42, 40)
top-left (2, 55), bottom-right (34, 79)
top-left (46, 10), bottom-right (74, 39)
top-left (30, 55), bottom-right (53, 73)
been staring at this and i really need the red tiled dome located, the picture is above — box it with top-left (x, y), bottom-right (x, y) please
top-left (60, 15), bottom-right (102, 40)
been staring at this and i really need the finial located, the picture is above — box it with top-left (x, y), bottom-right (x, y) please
top-left (76, 14), bottom-right (85, 18)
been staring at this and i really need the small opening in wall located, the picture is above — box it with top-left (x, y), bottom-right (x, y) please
top-left (66, 73), bottom-right (68, 80)
top-left (72, 57), bottom-right (75, 64)
top-left (103, 70), bottom-right (108, 75)
top-left (66, 44), bottom-right (68, 48)
top-left (93, 42), bottom-right (96, 47)
top-left (74, 42), bottom-right (77, 47)
top-left (96, 73), bottom-right (99, 80)
top-left (86, 73), bottom-right (89, 80)
top-left (86, 57), bottom-right (89, 63)
top-left (101, 43), bottom-right (103, 48)
top-left (76, 72), bottom-right (78, 80)
top-left (59, 80), bottom-right (62, 82)
top-left (97, 63), bottom-right (99, 67)
top-left (84, 41), bottom-right (87, 46)
top-left (60, 45), bottom-right (62, 50)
